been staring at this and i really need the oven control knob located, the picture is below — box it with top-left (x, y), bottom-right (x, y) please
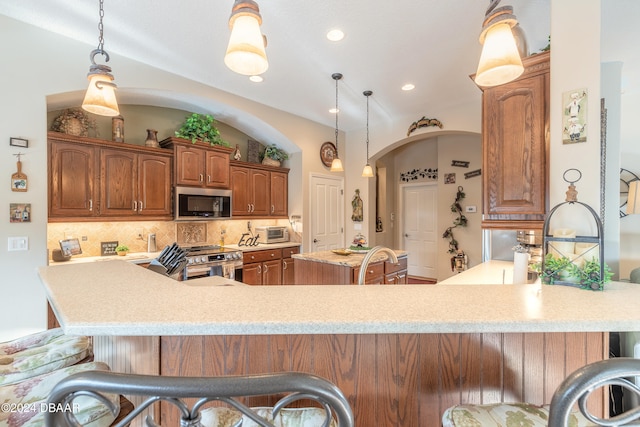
top-left (187, 258), bottom-right (194, 265)
top-left (234, 253), bottom-right (241, 260)
top-left (200, 256), bottom-right (208, 263)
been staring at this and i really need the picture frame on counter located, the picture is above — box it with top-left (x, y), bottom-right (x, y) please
top-left (10, 137), bottom-right (28, 148)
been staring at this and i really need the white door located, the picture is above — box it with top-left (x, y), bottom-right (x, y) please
top-left (310, 174), bottom-right (344, 251)
top-left (401, 183), bottom-right (437, 278)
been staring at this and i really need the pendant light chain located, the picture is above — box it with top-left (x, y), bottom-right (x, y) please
top-left (334, 74), bottom-right (340, 154)
top-left (97, 0), bottom-right (105, 52)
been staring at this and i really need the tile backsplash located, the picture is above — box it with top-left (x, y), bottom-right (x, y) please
top-left (47, 219), bottom-right (296, 258)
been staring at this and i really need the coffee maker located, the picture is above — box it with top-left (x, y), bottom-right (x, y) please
top-left (516, 230), bottom-right (543, 279)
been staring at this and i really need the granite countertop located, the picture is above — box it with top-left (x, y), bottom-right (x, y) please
top-left (292, 249), bottom-right (407, 267)
top-left (48, 251), bottom-right (162, 266)
top-left (38, 260), bottom-right (640, 337)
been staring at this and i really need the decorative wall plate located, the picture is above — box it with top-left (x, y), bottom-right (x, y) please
top-left (620, 168), bottom-right (640, 218)
top-left (320, 142), bottom-right (337, 167)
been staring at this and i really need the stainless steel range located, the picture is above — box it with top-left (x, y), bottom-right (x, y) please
top-left (181, 245), bottom-right (243, 281)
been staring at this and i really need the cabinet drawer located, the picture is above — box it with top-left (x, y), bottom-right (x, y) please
top-left (243, 249), bottom-right (282, 263)
top-left (385, 256), bottom-right (407, 274)
top-left (283, 246), bottom-right (300, 258)
top-left (352, 262), bottom-right (384, 284)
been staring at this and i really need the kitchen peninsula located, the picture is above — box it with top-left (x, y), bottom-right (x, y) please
top-left (38, 260), bottom-right (640, 426)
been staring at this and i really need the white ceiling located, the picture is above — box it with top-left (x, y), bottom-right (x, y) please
top-left (0, 0), bottom-right (635, 137)
top-left (0, 0), bottom-right (557, 132)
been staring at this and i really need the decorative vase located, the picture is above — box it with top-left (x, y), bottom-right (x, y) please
top-left (262, 157), bottom-right (281, 167)
top-left (145, 129), bottom-right (159, 148)
top-left (112, 116), bottom-right (124, 142)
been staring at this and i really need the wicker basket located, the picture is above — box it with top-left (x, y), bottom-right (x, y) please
top-left (262, 157), bottom-right (281, 167)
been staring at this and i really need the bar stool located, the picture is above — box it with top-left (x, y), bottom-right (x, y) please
top-left (0, 361), bottom-right (119, 427)
top-left (0, 328), bottom-right (92, 386)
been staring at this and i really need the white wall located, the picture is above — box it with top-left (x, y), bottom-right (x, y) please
top-left (436, 134), bottom-right (482, 281)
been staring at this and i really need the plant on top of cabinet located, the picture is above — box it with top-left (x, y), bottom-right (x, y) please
top-left (175, 113), bottom-right (228, 146)
top-left (261, 144), bottom-right (289, 167)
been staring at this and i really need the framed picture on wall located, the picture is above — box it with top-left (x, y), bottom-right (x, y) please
top-left (562, 88), bottom-right (588, 144)
top-left (10, 137), bottom-right (28, 148)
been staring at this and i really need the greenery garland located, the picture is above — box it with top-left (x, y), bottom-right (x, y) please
top-left (442, 186), bottom-right (468, 254)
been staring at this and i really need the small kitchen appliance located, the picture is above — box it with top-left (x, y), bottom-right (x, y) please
top-left (254, 226), bottom-right (289, 244)
top-left (181, 244), bottom-right (243, 281)
top-left (516, 230), bottom-right (543, 275)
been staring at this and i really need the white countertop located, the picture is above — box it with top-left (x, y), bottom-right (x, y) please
top-left (48, 251), bottom-right (162, 265)
top-left (38, 260), bottom-right (640, 337)
top-left (438, 260), bottom-right (521, 285)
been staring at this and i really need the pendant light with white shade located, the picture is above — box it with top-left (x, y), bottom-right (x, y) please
top-left (82, 0), bottom-right (120, 117)
top-left (362, 90), bottom-right (374, 178)
top-left (224, 0), bottom-right (269, 76)
top-left (330, 73), bottom-right (344, 172)
top-left (474, 0), bottom-right (524, 87)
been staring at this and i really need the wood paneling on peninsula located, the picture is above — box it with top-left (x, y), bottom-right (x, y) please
top-left (160, 332), bottom-right (606, 427)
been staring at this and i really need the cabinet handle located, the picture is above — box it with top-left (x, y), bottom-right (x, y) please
top-left (271, 205), bottom-right (275, 213)
top-left (133, 201), bottom-right (137, 211)
top-left (89, 199), bottom-right (93, 211)
top-left (369, 270), bottom-right (374, 274)
top-left (251, 204), bottom-right (255, 213)
top-left (283, 260), bottom-right (287, 270)
top-left (247, 204), bottom-right (251, 213)
top-left (199, 174), bottom-right (203, 183)
top-left (264, 264), bottom-right (268, 273)
top-left (251, 255), bottom-right (255, 260)
top-left (271, 253), bottom-right (275, 257)
top-left (139, 201), bottom-right (143, 212)
top-left (258, 265), bottom-right (262, 274)
top-left (207, 175), bottom-right (211, 183)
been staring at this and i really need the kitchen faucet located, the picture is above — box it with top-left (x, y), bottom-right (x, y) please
top-left (357, 246), bottom-right (398, 285)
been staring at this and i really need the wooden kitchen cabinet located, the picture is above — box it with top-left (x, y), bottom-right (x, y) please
top-left (475, 51), bottom-right (550, 229)
top-left (230, 161), bottom-right (289, 218)
top-left (100, 149), bottom-right (172, 218)
top-left (282, 246), bottom-right (300, 285)
top-left (49, 138), bottom-right (98, 218)
top-left (159, 137), bottom-right (232, 189)
top-left (384, 256), bottom-right (408, 284)
top-left (242, 248), bottom-right (283, 285)
top-left (293, 253), bottom-right (408, 285)
top-left (49, 132), bottom-right (173, 221)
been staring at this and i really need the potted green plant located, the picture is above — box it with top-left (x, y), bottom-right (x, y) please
top-left (262, 144), bottom-right (289, 167)
top-left (115, 244), bottom-right (129, 256)
top-left (175, 113), bottom-right (228, 146)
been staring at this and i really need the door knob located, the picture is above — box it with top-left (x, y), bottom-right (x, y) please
top-left (404, 234), bottom-right (409, 237)
top-left (313, 239), bottom-right (319, 243)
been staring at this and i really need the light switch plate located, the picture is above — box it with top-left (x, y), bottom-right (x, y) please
top-left (8, 236), bottom-right (28, 251)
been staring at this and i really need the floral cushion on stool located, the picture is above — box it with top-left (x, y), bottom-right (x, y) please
top-left (200, 406), bottom-right (338, 427)
top-left (0, 329), bottom-right (67, 355)
top-left (442, 403), bottom-right (594, 427)
top-left (0, 333), bottom-right (92, 386)
top-left (0, 361), bottom-right (119, 427)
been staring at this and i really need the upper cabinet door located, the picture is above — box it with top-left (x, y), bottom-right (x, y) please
top-left (137, 153), bottom-right (172, 217)
top-left (270, 171), bottom-right (288, 216)
top-left (205, 150), bottom-right (230, 188)
top-left (49, 141), bottom-right (97, 218)
top-left (250, 169), bottom-right (271, 216)
top-left (175, 145), bottom-right (205, 186)
top-left (480, 51), bottom-right (549, 229)
top-left (100, 149), bottom-right (137, 216)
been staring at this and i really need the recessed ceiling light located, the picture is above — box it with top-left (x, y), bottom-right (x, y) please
top-left (249, 75), bottom-right (263, 83)
top-left (326, 29), bottom-right (345, 42)
top-left (402, 83), bottom-right (415, 91)
top-left (329, 108), bottom-right (339, 114)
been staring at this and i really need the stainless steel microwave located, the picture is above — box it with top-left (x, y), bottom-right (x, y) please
top-left (175, 186), bottom-right (232, 220)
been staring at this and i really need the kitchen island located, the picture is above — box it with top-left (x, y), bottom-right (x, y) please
top-left (292, 249), bottom-right (408, 284)
top-left (38, 260), bottom-right (640, 426)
